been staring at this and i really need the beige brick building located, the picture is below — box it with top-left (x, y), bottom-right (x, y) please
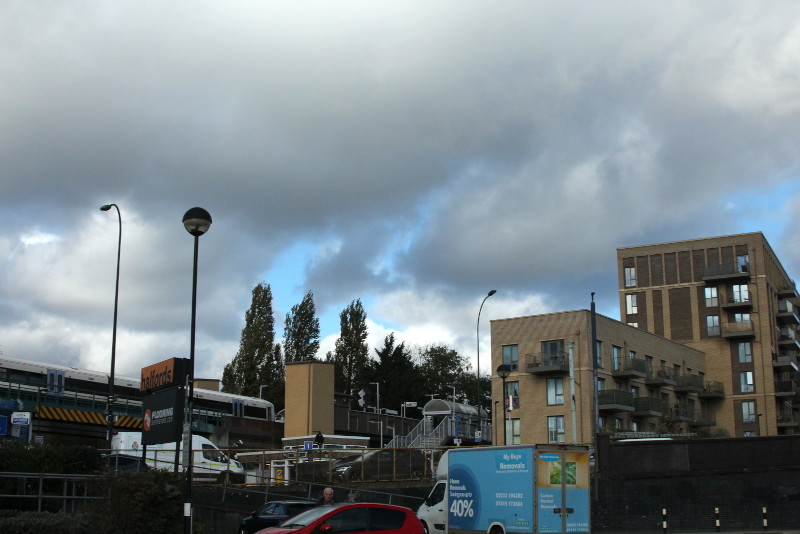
top-left (617, 232), bottom-right (799, 438)
top-left (491, 310), bottom-right (706, 445)
top-left (491, 232), bottom-right (799, 444)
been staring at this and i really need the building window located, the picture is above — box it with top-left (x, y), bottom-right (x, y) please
top-left (707, 315), bottom-right (720, 336)
top-left (627, 322), bottom-right (638, 328)
top-left (547, 416), bottom-right (565, 443)
top-left (502, 344), bottom-right (519, 371)
top-left (47, 369), bottom-right (65, 397)
top-left (626, 294), bottom-right (638, 314)
top-left (737, 342), bottom-right (752, 363)
top-left (547, 378), bottom-right (564, 405)
top-left (506, 418), bottom-right (521, 445)
top-left (734, 312), bottom-right (750, 323)
top-left (740, 372), bottom-right (754, 393)
top-left (742, 401), bottom-right (756, 423)
top-left (737, 254), bottom-right (749, 273)
top-left (631, 386), bottom-right (639, 398)
top-left (624, 267), bottom-right (636, 287)
top-left (732, 284), bottom-right (749, 303)
top-left (541, 339), bottom-right (565, 365)
top-left (612, 346), bottom-right (622, 371)
top-left (597, 378), bottom-right (605, 391)
top-left (504, 381), bottom-right (520, 410)
top-left (705, 287), bottom-right (718, 307)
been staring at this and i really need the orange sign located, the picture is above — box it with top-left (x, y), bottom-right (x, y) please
top-left (140, 358), bottom-right (187, 392)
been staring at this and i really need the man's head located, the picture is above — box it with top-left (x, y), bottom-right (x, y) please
top-left (322, 487), bottom-right (334, 504)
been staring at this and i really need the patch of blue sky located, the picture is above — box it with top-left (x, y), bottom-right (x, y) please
top-left (722, 180), bottom-right (800, 239)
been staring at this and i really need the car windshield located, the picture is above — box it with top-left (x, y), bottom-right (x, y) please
top-left (280, 506), bottom-right (332, 528)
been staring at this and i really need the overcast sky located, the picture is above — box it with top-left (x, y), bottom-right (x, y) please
top-left (2, 1), bottom-right (799, 394)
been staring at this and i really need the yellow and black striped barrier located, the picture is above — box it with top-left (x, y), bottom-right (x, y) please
top-left (35, 405), bottom-right (141, 429)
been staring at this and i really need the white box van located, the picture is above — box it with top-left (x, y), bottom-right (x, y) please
top-left (111, 431), bottom-right (245, 483)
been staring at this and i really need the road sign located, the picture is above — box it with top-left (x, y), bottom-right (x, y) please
top-left (11, 412), bottom-right (31, 425)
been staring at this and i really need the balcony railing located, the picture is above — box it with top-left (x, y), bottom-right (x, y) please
top-left (524, 352), bottom-right (569, 374)
top-left (721, 320), bottom-right (754, 338)
top-left (632, 397), bottom-right (662, 415)
top-left (700, 381), bottom-right (725, 399)
top-left (675, 374), bottom-right (704, 392)
top-left (664, 405), bottom-right (693, 421)
top-left (773, 352), bottom-right (799, 370)
top-left (775, 380), bottom-right (797, 396)
top-left (598, 390), bottom-right (634, 411)
top-left (703, 262), bottom-right (750, 280)
top-left (612, 357), bottom-right (647, 378)
top-left (646, 368), bottom-right (677, 386)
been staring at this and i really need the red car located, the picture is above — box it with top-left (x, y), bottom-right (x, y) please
top-left (255, 502), bottom-right (423, 534)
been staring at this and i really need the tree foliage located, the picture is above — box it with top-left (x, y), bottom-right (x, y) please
top-left (331, 299), bottom-right (370, 396)
top-left (283, 291), bottom-right (321, 363)
top-left (371, 334), bottom-right (424, 411)
top-left (222, 283), bottom-right (279, 399)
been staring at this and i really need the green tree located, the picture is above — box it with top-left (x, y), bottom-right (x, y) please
top-left (372, 333), bottom-right (423, 411)
top-left (417, 344), bottom-right (472, 402)
top-left (222, 283), bottom-right (278, 399)
top-left (331, 299), bottom-right (370, 396)
top-left (283, 291), bottom-right (321, 363)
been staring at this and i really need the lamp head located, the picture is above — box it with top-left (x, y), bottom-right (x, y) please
top-left (488, 289), bottom-right (497, 297)
top-left (100, 204), bottom-right (113, 211)
top-left (496, 364), bottom-right (511, 379)
top-left (182, 207), bottom-right (212, 237)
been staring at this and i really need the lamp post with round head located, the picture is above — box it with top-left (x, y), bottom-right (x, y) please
top-left (182, 207), bottom-right (211, 534)
top-left (476, 289), bottom-right (497, 436)
top-left (100, 204), bottom-right (121, 447)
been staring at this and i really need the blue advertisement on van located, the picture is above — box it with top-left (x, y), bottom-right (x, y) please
top-left (447, 447), bottom-right (534, 532)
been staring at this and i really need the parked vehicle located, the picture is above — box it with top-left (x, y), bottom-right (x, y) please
top-left (255, 502), bottom-right (423, 534)
top-left (417, 444), bottom-right (591, 534)
top-left (239, 500), bottom-right (317, 534)
top-left (111, 431), bottom-right (245, 483)
top-left (330, 448), bottom-right (428, 482)
top-left (103, 453), bottom-right (150, 473)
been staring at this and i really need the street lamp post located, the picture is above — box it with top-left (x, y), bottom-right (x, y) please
top-left (182, 207), bottom-right (212, 534)
top-left (100, 204), bottom-right (121, 448)
top-left (497, 364), bottom-right (511, 445)
top-left (476, 290), bottom-right (497, 437)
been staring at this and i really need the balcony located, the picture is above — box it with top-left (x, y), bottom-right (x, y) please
top-left (720, 297), bottom-right (752, 310)
top-left (775, 380), bottom-right (797, 396)
top-left (703, 262), bottom-right (751, 281)
top-left (773, 352), bottom-right (800, 372)
top-left (524, 352), bottom-right (569, 375)
top-left (674, 374), bottom-right (704, 393)
top-left (779, 327), bottom-right (800, 350)
top-left (777, 301), bottom-right (800, 324)
top-left (598, 390), bottom-right (634, 412)
top-left (777, 282), bottom-right (799, 299)
top-left (663, 405), bottom-right (693, 422)
top-left (646, 368), bottom-right (677, 387)
top-left (689, 410), bottom-right (716, 427)
top-left (632, 396), bottom-right (662, 417)
top-left (721, 320), bottom-right (754, 338)
top-left (611, 357), bottom-right (647, 379)
top-left (777, 404), bottom-right (799, 428)
top-left (699, 381), bottom-right (725, 399)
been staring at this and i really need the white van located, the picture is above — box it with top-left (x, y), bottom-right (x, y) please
top-left (111, 431), bottom-right (245, 483)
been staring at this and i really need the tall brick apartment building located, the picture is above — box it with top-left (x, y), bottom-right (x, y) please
top-left (491, 232), bottom-right (799, 444)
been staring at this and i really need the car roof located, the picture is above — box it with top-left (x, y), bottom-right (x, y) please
top-left (318, 502), bottom-right (412, 511)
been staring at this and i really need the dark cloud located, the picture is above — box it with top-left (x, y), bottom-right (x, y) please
top-left (2, 1), bottom-right (799, 379)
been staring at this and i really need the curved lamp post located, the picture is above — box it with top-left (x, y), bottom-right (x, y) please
top-left (476, 290), bottom-right (497, 409)
top-left (497, 364), bottom-right (511, 445)
top-left (100, 204), bottom-right (121, 447)
top-left (182, 207), bottom-right (211, 534)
